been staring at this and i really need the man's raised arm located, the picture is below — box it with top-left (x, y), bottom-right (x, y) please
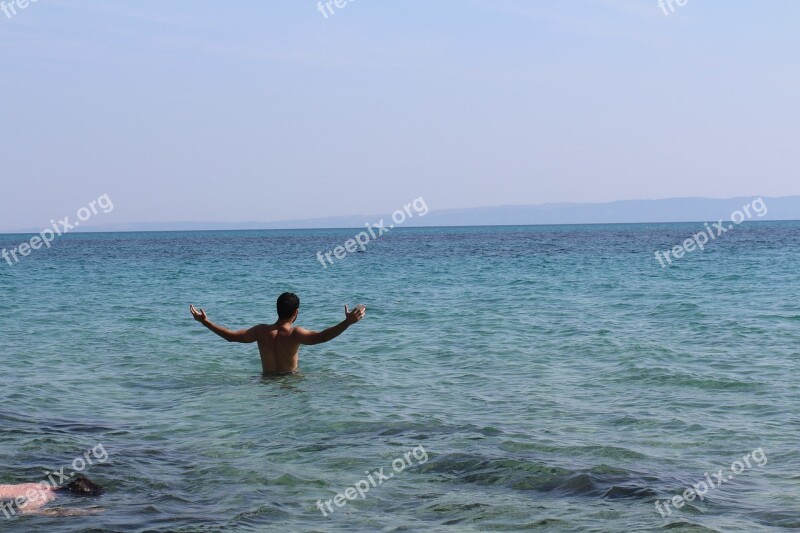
top-left (190, 304), bottom-right (260, 343)
top-left (292, 305), bottom-right (366, 346)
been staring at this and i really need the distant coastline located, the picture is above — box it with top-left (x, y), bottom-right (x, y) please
top-left (3, 195), bottom-right (800, 234)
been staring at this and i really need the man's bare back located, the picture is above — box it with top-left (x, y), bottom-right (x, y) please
top-left (190, 293), bottom-right (366, 374)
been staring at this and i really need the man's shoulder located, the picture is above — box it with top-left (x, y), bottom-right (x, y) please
top-left (250, 324), bottom-right (274, 336)
top-left (284, 325), bottom-right (314, 342)
top-left (259, 324), bottom-right (302, 336)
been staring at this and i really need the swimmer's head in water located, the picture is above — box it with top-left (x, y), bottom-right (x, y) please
top-left (277, 292), bottom-right (300, 321)
top-left (61, 475), bottom-right (104, 496)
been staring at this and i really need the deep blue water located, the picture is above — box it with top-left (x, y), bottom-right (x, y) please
top-left (1, 222), bottom-right (799, 532)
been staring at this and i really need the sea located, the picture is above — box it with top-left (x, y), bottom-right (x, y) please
top-left (1, 222), bottom-right (799, 532)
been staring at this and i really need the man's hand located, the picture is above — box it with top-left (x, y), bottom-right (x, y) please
top-left (190, 304), bottom-right (208, 323)
top-left (190, 305), bottom-right (259, 343)
top-left (345, 304), bottom-right (366, 325)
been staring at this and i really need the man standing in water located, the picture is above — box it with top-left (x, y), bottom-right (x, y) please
top-left (190, 292), bottom-right (366, 374)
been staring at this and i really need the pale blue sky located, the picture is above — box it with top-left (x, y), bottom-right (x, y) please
top-left (1, 0), bottom-right (798, 230)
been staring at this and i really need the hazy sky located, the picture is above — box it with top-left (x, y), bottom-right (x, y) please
top-left (1, 0), bottom-right (798, 230)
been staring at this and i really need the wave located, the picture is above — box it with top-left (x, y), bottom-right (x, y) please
top-left (418, 453), bottom-right (661, 499)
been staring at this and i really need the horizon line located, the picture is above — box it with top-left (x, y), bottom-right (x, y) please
top-left (1, 218), bottom-right (797, 237)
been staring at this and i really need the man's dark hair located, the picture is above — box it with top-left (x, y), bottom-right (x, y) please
top-left (277, 292), bottom-right (300, 320)
top-left (60, 475), bottom-right (103, 496)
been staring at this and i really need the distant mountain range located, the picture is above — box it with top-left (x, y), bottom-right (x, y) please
top-left (8, 196), bottom-right (800, 234)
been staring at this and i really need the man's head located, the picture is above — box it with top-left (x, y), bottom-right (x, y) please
top-left (60, 475), bottom-right (104, 496)
top-left (277, 292), bottom-right (300, 322)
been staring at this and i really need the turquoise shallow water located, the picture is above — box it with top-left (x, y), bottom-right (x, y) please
top-left (1, 222), bottom-right (799, 532)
